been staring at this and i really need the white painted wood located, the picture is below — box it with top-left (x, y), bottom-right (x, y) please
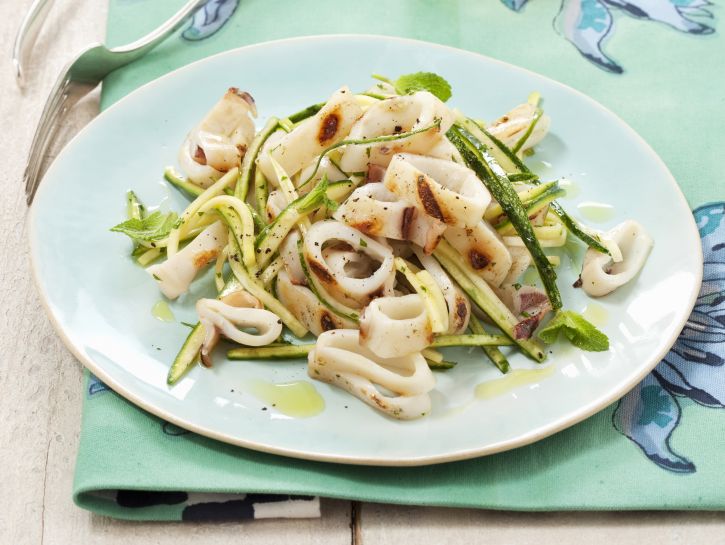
top-left (361, 504), bottom-right (725, 545)
top-left (1, 1), bottom-right (723, 544)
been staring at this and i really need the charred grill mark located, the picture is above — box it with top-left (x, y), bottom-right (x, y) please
top-left (193, 146), bottom-right (207, 165)
top-left (200, 351), bottom-right (213, 368)
top-left (369, 393), bottom-right (386, 408)
top-left (318, 111), bottom-right (340, 145)
top-left (368, 286), bottom-right (385, 301)
top-left (416, 175), bottom-right (445, 222)
top-left (320, 312), bottom-right (336, 332)
top-left (193, 250), bottom-right (218, 268)
top-left (455, 298), bottom-right (468, 326)
top-left (513, 315), bottom-right (541, 340)
top-left (349, 219), bottom-right (380, 236)
top-left (469, 250), bottom-right (491, 270)
top-left (400, 207), bottom-right (416, 240)
top-left (366, 164), bottom-right (386, 183)
top-left (573, 277), bottom-right (583, 288)
top-left (308, 258), bottom-right (335, 284)
top-left (236, 143), bottom-right (247, 156)
top-left (331, 241), bottom-right (355, 252)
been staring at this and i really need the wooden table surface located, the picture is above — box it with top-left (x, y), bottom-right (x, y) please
top-left (2, 1), bottom-right (724, 543)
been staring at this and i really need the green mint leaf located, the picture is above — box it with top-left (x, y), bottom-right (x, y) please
top-left (537, 310), bottom-right (609, 352)
top-left (110, 210), bottom-right (178, 243)
top-left (394, 72), bottom-right (452, 102)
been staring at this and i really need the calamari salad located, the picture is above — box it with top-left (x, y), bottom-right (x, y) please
top-left (111, 72), bottom-right (653, 419)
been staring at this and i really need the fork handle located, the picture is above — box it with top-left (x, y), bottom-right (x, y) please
top-left (111, 0), bottom-right (209, 62)
top-left (13, 0), bottom-right (55, 89)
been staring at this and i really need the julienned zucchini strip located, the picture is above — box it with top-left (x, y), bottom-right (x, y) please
top-left (469, 314), bottom-right (510, 374)
top-left (287, 102), bottom-right (324, 124)
top-left (126, 191), bottom-right (145, 220)
top-left (215, 205), bottom-right (308, 338)
top-left (425, 359), bottom-right (457, 370)
top-left (484, 180), bottom-right (558, 223)
top-left (495, 186), bottom-right (567, 235)
top-left (462, 118), bottom-right (609, 255)
top-left (433, 240), bottom-right (546, 362)
top-left (448, 125), bottom-right (562, 311)
top-left (227, 336), bottom-right (512, 361)
top-left (199, 197), bottom-right (257, 271)
top-left (254, 177), bottom-right (333, 269)
top-left (511, 107), bottom-right (543, 154)
top-left (430, 334), bottom-right (513, 347)
top-left (236, 117), bottom-right (279, 201)
top-left (164, 167), bottom-right (204, 198)
top-left (167, 278), bottom-right (244, 385)
top-left (228, 344), bottom-right (314, 360)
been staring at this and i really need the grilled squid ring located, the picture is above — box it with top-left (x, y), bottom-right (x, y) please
top-left (413, 248), bottom-right (471, 334)
top-left (333, 183), bottom-right (446, 253)
top-left (359, 294), bottom-right (433, 358)
top-left (487, 102), bottom-right (551, 154)
top-left (308, 330), bottom-right (435, 419)
top-left (197, 290), bottom-right (262, 367)
top-left (257, 87), bottom-right (363, 184)
top-left (384, 153), bottom-right (490, 228)
top-left (276, 271), bottom-right (357, 336)
top-left (444, 220), bottom-right (513, 288)
top-left (147, 221), bottom-right (228, 299)
top-left (278, 231), bottom-right (306, 285)
top-left (580, 220), bottom-right (653, 297)
top-left (339, 91), bottom-right (455, 173)
top-left (179, 88), bottom-right (257, 188)
top-left (265, 189), bottom-right (288, 222)
top-left (196, 298), bottom-right (282, 353)
top-left (492, 245), bottom-right (532, 311)
top-left (303, 220), bottom-right (395, 307)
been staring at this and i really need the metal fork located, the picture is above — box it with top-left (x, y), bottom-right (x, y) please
top-left (21, 0), bottom-right (208, 205)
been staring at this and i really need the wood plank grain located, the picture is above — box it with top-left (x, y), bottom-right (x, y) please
top-left (361, 504), bottom-right (725, 545)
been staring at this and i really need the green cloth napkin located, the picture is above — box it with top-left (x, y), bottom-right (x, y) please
top-left (73, 0), bottom-right (725, 519)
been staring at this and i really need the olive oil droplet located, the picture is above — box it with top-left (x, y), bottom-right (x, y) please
top-left (475, 366), bottom-right (555, 400)
top-left (577, 201), bottom-right (616, 223)
top-left (582, 303), bottom-right (609, 328)
top-left (248, 380), bottom-right (325, 418)
top-left (151, 300), bottom-right (175, 322)
top-left (559, 178), bottom-right (581, 199)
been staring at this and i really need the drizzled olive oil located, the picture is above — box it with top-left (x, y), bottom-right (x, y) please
top-left (248, 380), bottom-right (324, 418)
top-left (582, 303), bottom-right (609, 328)
top-left (151, 300), bottom-right (175, 322)
top-left (577, 201), bottom-right (616, 223)
top-left (475, 366), bottom-right (555, 400)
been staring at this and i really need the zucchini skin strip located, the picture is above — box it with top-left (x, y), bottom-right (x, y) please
top-left (237, 117), bottom-right (279, 201)
top-left (448, 125), bottom-right (562, 311)
top-left (511, 107), bottom-right (543, 154)
top-left (167, 278), bottom-right (244, 385)
top-left (228, 344), bottom-right (313, 360)
top-left (495, 186), bottom-right (567, 235)
top-left (433, 240), bottom-right (546, 362)
top-left (287, 102), bottom-right (325, 124)
top-left (216, 206), bottom-right (308, 338)
top-left (164, 167), bottom-right (204, 198)
top-left (167, 323), bottom-right (205, 384)
top-left (431, 334), bottom-right (513, 347)
top-left (464, 119), bottom-right (609, 255)
top-left (469, 314), bottom-right (510, 374)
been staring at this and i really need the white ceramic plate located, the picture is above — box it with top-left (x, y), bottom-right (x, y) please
top-left (29, 35), bottom-right (702, 466)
